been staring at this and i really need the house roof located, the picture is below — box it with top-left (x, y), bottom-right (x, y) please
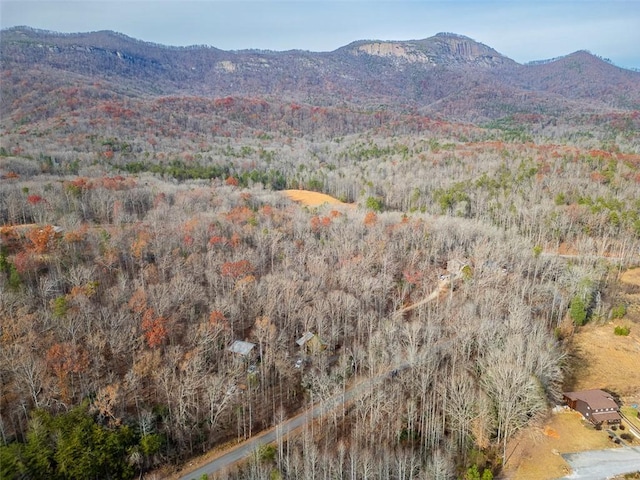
top-left (296, 331), bottom-right (316, 347)
top-left (564, 389), bottom-right (618, 410)
top-left (592, 411), bottom-right (622, 423)
top-left (228, 340), bottom-right (256, 356)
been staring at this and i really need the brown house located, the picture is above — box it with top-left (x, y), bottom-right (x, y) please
top-left (563, 389), bottom-right (621, 426)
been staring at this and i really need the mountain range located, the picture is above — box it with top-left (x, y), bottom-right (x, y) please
top-left (1, 26), bottom-right (640, 123)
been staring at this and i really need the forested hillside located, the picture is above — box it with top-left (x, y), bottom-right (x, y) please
top-left (2, 26), bottom-right (640, 121)
top-left (1, 27), bottom-right (639, 480)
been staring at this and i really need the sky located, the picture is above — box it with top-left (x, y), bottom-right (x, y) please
top-left (2, 0), bottom-right (639, 70)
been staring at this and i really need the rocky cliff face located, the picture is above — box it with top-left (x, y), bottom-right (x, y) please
top-left (429, 33), bottom-right (509, 65)
top-left (353, 42), bottom-right (434, 64)
top-left (348, 33), bottom-right (513, 67)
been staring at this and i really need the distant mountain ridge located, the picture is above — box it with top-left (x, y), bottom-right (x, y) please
top-left (1, 26), bottom-right (639, 122)
top-left (338, 32), bottom-right (514, 68)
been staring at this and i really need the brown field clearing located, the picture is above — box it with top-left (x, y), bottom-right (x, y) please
top-left (283, 189), bottom-right (352, 207)
top-left (621, 267), bottom-right (640, 286)
top-left (502, 267), bottom-right (640, 479)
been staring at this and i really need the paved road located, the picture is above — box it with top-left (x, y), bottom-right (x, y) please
top-left (177, 370), bottom-right (397, 480)
top-left (177, 280), bottom-right (448, 480)
top-left (558, 447), bottom-right (640, 480)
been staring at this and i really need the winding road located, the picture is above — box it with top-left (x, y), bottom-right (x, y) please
top-left (176, 274), bottom-right (450, 479)
top-left (177, 370), bottom-right (398, 480)
top-left (176, 255), bottom-right (636, 479)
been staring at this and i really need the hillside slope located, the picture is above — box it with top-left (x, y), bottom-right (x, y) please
top-left (2, 26), bottom-right (639, 122)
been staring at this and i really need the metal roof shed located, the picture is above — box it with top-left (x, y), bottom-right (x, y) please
top-left (296, 332), bottom-right (316, 347)
top-left (228, 340), bottom-right (256, 356)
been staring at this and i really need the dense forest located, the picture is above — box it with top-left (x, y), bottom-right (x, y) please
top-left (1, 27), bottom-right (639, 480)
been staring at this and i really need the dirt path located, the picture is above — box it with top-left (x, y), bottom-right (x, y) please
top-left (393, 278), bottom-right (450, 318)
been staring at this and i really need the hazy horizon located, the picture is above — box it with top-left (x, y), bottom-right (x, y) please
top-left (2, 1), bottom-right (639, 70)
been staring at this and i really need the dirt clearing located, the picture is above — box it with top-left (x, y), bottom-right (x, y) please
top-left (283, 189), bottom-right (352, 207)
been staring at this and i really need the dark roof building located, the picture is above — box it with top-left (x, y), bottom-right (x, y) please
top-left (563, 389), bottom-right (621, 425)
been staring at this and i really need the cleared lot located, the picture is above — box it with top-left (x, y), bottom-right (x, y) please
top-left (503, 267), bottom-right (640, 479)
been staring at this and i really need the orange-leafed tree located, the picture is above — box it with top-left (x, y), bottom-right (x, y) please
top-left (209, 310), bottom-right (229, 328)
top-left (128, 288), bottom-right (148, 314)
top-left (26, 225), bottom-right (56, 253)
top-left (141, 308), bottom-right (167, 348)
top-left (220, 259), bottom-right (254, 279)
top-left (46, 342), bottom-right (89, 403)
top-left (27, 194), bottom-right (45, 205)
top-left (364, 211), bottom-right (378, 226)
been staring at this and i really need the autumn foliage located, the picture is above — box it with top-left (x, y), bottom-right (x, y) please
top-left (26, 225), bottom-right (56, 253)
top-left (363, 211), bottom-right (378, 226)
top-left (141, 308), bottom-right (168, 348)
top-left (220, 259), bottom-right (254, 278)
top-left (2, 27), bottom-right (640, 479)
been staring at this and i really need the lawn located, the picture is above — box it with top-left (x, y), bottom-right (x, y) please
top-left (503, 410), bottom-right (618, 480)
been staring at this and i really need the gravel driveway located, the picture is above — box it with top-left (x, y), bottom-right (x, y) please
top-left (559, 447), bottom-right (640, 479)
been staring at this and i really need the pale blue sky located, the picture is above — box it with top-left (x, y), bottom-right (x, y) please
top-left (2, 0), bottom-right (639, 69)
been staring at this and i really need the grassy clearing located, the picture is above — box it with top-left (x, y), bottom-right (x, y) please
top-left (568, 322), bottom-right (640, 397)
top-left (620, 267), bottom-right (640, 287)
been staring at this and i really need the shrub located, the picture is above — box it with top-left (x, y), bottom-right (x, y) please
top-left (461, 264), bottom-right (473, 281)
top-left (365, 196), bottom-right (383, 212)
top-left (258, 444), bottom-right (276, 463)
top-left (611, 304), bottom-right (627, 319)
top-left (620, 433), bottom-right (633, 442)
top-left (614, 325), bottom-right (631, 336)
top-left (569, 296), bottom-right (588, 326)
top-left (51, 296), bottom-right (68, 318)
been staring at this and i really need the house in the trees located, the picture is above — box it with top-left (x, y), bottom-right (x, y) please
top-left (563, 389), bottom-right (621, 426)
top-left (228, 340), bottom-right (256, 357)
top-left (447, 258), bottom-right (468, 275)
top-left (296, 332), bottom-right (326, 354)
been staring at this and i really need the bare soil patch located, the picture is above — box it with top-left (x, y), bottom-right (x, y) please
top-left (283, 189), bottom-right (352, 207)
